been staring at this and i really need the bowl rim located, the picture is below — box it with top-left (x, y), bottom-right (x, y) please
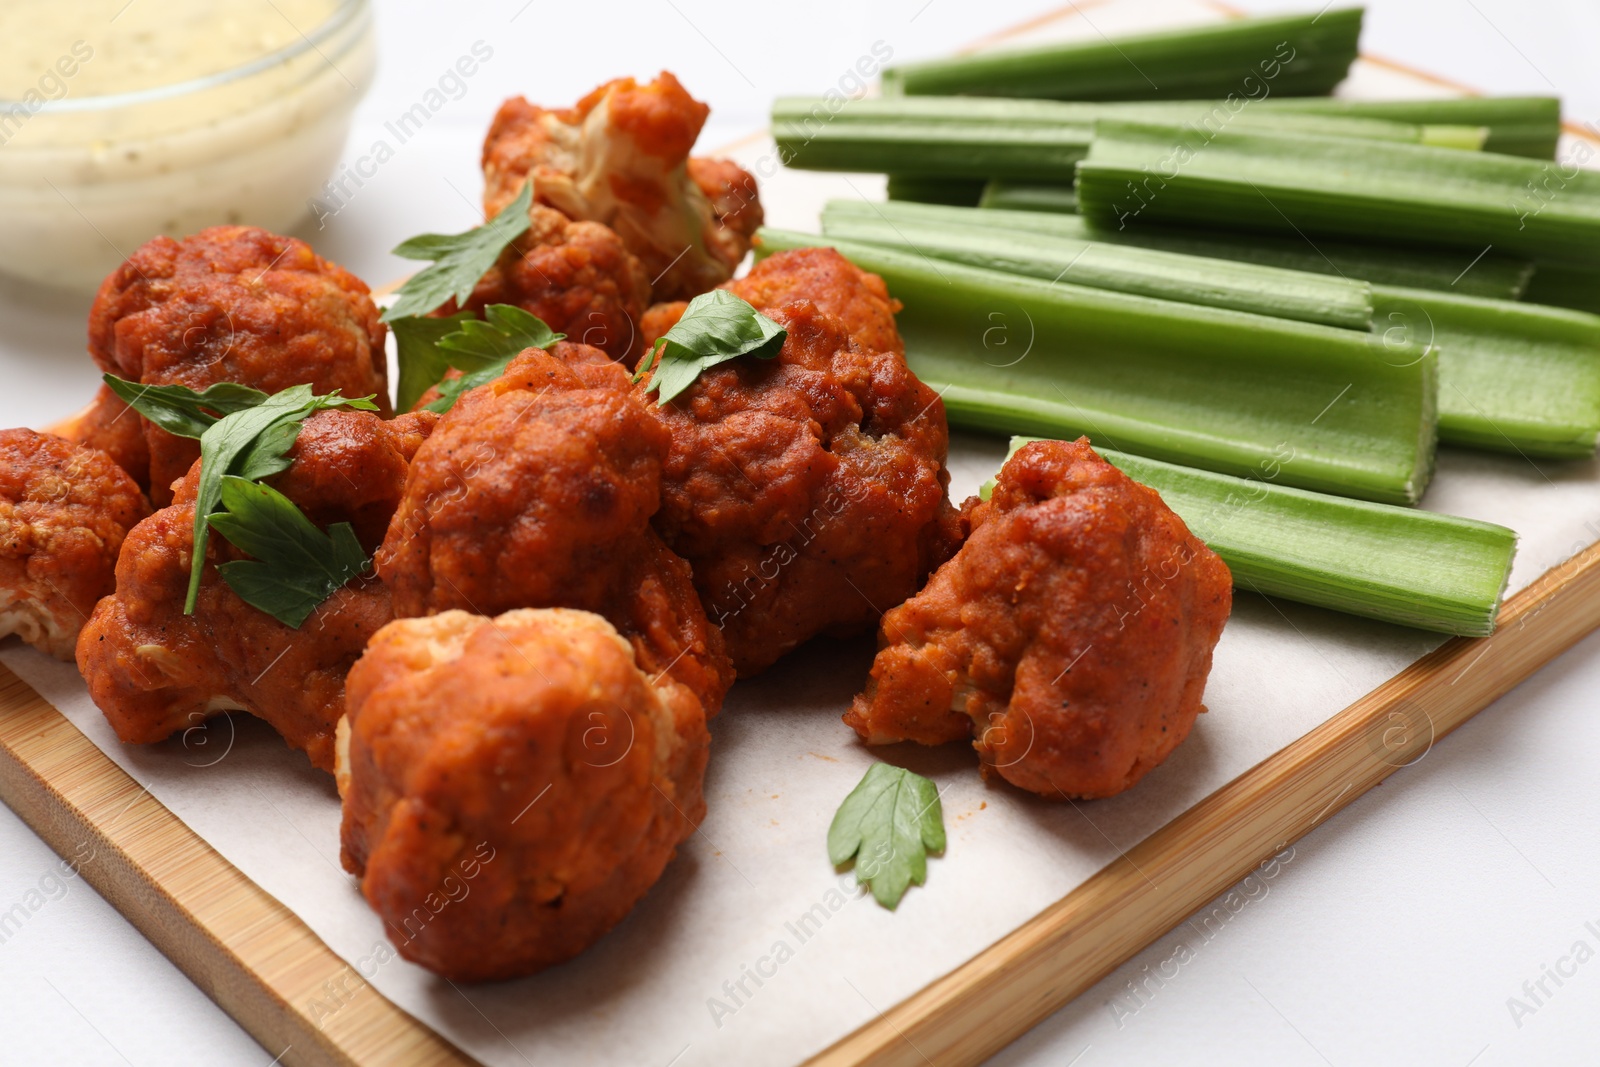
top-left (0, 0), bottom-right (369, 113)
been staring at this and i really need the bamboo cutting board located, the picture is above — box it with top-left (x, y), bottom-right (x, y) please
top-left (4, 4), bottom-right (1599, 1066)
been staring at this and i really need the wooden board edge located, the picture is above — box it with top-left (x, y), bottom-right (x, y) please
top-left (806, 540), bottom-right (1600, 1067)
top-left (0, 671), bottom-right (476, 1067)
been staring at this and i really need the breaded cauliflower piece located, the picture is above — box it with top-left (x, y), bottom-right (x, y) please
top-left (481, 73), bottom-right (763, 302)
top-left (338, 607), bottom-right (708, 981)
top-left (845, 439), bottom-right (1232, 799)
top-left (449, 202), bottom-right (652, 362)
top-left (56, 386), bottom-right (152, 494)
top-left (76, 410), bottom-right (436, 771)
top-left (87, 226), bottom-right (391, 504)
top-left (639, 247), bottom-right (958, 675)
top-left (0, 430), bottom-right (148, 659)
top-left (377, 342), bottom-right (733, 716)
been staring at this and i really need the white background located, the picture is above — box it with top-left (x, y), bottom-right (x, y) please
top-left (1, 0), bottom-right (1598, 1063)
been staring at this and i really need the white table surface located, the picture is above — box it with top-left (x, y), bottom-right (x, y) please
top-left (1, 1), bottom-right (1597, 1063)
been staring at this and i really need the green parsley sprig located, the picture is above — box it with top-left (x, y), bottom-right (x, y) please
top-left (634, 290), bottom-right (787, 405)
top-left (380, 182), bottom-right (533, 323)
top-left (390, 303), bottom-right (564, 413)
top-left (105, 374), bottom-right (378, 626)
top-left (827, 762), bottom-right (946, 909)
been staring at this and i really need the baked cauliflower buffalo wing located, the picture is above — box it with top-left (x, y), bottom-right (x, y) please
top-left (0, 430), bottom-right (148, 659)
top-left (83, 226), bottom-right (390, 503)
top-left (640, 247), bottom-right (957, 675)
top-left (76, 410), bottom-right (436, 771)
top-left (339, 607), bottom-right (709, 981)
top-left (377, 342), bottom-right (733, 717)
top-left (481, 73), bottom-right (763, 302)
top-left (449, 202), bottom-right (652, 362)
top-left (845, 439), bottom-right (1232, 800)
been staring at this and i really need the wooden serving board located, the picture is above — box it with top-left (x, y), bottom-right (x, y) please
top-left (4, 4), bottom-right (1599, 1066)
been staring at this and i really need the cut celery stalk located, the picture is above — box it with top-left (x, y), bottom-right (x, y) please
top-left (886, 175), bottom-right (985, 206)
top-left (817, 204), bottom-right (1374, 330)
top-left (817, 200), bottom-right (1589, 455)
top-left (771, 97), bottom-right (1472, 181)
top-left (1372, 286), bottom-right (1600, 457)
top-left (1076, 121), bottom-right (1600, 268)
top-left (755, 228), bottom-right (1438, 505)
top-left (882, 8), bottom-right (1364, 101)
top-left (826, 198), bottom-right (1534, 300)
top-left (1255, 95), bottom-right (1562, 158)
top-left (995, 437), bottom-right (1515, 637)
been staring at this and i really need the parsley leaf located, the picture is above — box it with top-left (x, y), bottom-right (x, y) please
top-left (391, 312), bottom-right (474, 412)
top-left (381, 182), bottom-right (533, 323)
top-left (635, 290), bottom-right (786, 405)
top-left (102, 374), bottom-right (269, 438)
top-left (208, 477), bottom-right (371, 628)
top-left (391, 304), bottom-right (564, 414)
top-left (827, 763), bottom-right (946, 909)
top-left (105, 376), bottom-right (379, 625)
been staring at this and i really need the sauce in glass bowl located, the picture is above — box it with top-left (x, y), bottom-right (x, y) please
top-left (0, 0), bottom-right (375, 290)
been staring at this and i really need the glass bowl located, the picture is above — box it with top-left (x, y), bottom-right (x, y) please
top-left (0, 0), bottom-right (376, 290)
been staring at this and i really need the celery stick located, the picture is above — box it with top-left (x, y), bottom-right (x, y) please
top-left (1256, 95), bottom-right (1562, 159)
top-left (817, 205), bottom-right (1374, 330)
top-left (882, 8), bottom-right (1364, 101)
top-left (771, 97), bottom-right (1462, 181)
top-left (1076, 121), bottom-right (1600, 268)
top-left (887, 175), bottom-right (985, 206)
top-left (1372, 286), bottom-right (1600, 457)
top-left (817, 201), bottom-right (1588, 455)
top-left (997, 437), bottom-right (1515, 637)
top-left (755, 228), bottom-right (1438, 505)
top-left (979, 181), bottom-right (1077, 213)
top-left (826, 198), bottom-right (1534, 300)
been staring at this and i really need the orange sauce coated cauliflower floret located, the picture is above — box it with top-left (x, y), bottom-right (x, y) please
top-left (377, 342), bottom-right (732, 718)
top-left (86, 226), bottom-right (390, 504)
top-left (638, 248), bottom-right (957, 675)
top-left (481, 72), bottom-right (763, 303)
top-left (338, 607), bottom-right (708, 981)
top-left (76, 410), bottom-right (436, 771)
top-left (0, 430), bottom-right (149, 659)
top-left (845, 438), bottom-right (1233, 800)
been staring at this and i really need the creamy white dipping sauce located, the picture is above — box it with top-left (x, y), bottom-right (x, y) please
top-left (0, 0), bottom-right (374, 290)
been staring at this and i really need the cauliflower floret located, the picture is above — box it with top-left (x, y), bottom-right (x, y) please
top-left (0, 430), bottom-right (149, 659)
top-left (338, 607), bottom-right (708, 981)
top-left (481, 73), bottom-right (763, 303)
top-left (87, 226), bottom-right (391, 504)
top-left (76, 410), bottom-right (435, 771)
top-left (448, 202), bottom-right (651, 363)
top-left (377, 341), bottom-right (733, 717)
top-left (845, 438), bottom-right (1233, 799)
top-left (638, 247), bottom-right (958, 675)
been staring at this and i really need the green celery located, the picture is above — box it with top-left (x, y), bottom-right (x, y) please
top-left (771, 97), bottom-right (1471, 181)
top-left (1371, 286), bottom-right (1600, 457)
top-left (755, 228), bottom-right (1438, 505)
top-left (882, 8), bottom-right (1364, 101)
top-left (825, 198), bottom-right (1533, 300)
top-left (1076, 120), bottom-right (1600, 268)
top-left (817, 203), bottom-right (1374, 330)
top-left (1255, 95), bottom-right (1561, 158)
top-left (998, 437), bottom-right (1516, 637)
top-left (817, 200), bottom-right (1588, 455)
